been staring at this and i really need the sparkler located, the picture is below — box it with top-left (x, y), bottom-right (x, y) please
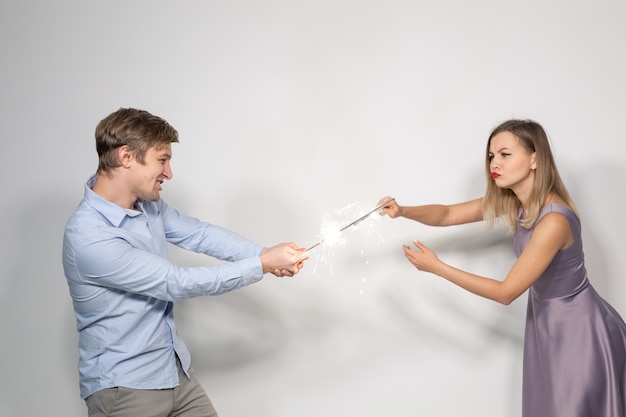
top-left (307, 198), bottom-right (395, 251)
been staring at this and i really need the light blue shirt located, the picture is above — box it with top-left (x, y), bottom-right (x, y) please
top-left (62, 175), bottom-right (265, 398)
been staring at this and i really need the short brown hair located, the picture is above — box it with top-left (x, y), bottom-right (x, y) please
top-left (95, 108), bottom-right (179, 173)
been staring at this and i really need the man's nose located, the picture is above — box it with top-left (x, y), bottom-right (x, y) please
top-left (163, 162), bottom-right (173, 179)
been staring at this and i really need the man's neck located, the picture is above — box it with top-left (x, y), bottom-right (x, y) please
top-left (92, 171), bottom-right (136, 210)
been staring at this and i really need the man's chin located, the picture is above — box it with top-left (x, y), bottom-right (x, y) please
top-left (144, 192), bottom-right (160, 202)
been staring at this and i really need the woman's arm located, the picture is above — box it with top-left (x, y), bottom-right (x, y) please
top-left (378, 197), bottom-right (484, 226)
top-left (403, 212), bottom-right (573, 304)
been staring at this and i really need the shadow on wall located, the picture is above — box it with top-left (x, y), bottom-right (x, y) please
top-left (567, 161), bottom-right (625, 309)
top-left (380, 226), bottom-right (525, 417)
top-left (0, 192), bottom-right (84, 417)
top-left (171, 185), bottom-right (322, 371)
top-left (382, 228), bottom-right (525, 353)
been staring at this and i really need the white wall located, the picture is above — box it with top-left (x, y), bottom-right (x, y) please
top-left (1, 1), bottom-right (625, 416)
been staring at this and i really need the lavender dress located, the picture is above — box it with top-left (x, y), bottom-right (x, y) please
top-left (514, 203), bottom-right (626, 417)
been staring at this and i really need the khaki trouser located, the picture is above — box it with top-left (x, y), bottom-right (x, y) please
top-left (85, 359), bottom-right (218, 417)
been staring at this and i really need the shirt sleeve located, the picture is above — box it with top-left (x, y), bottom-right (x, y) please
top-left (72, 233), bottom-right (264, 301)
top-left (67, 200), bottom-right (266, 301)
top-left (157, 200), bottom-right (265, 261)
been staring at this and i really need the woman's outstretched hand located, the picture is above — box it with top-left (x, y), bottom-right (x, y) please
top-left (377, 196), bottom-right (402, 218)
top-left (403, 240), bottom-right (440, 274)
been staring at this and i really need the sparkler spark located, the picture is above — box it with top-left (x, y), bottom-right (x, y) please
top-left (307, 198), bottom-right (395, 251)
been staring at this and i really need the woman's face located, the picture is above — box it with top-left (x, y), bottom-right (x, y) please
top-left (488, 131), bottom-right (536, 194)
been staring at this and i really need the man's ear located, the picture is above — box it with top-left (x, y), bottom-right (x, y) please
top-left (118, 145), bottom-right (134, 168)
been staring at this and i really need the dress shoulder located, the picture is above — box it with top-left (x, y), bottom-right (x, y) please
top-left (536, 203), bottom-right (579, 229)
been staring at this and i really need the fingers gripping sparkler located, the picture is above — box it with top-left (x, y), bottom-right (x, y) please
top-left (307, 198), bottom-right (395, 251)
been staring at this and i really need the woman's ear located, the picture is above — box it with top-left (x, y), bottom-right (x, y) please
top-left (530, 152), bottom-right (537, 170)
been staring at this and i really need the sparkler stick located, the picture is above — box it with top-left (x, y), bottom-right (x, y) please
top-left (307, 198), bottom-right (395, 251)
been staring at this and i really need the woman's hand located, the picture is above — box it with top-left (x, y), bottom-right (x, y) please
top-left (403, 240), bottom-right (441, 274)
top-left (377, 196), bottom-right (402, 218)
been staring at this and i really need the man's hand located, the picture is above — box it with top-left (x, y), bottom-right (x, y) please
top-left (260, 243), bottom-right (309, 277)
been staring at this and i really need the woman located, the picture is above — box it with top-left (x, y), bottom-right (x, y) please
top-left (378, 119), bottom-right (626, 416)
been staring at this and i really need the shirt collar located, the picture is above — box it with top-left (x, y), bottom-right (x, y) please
top-left (84, 174), bottom-right (143, 227)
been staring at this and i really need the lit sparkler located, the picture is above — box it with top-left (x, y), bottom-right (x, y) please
top-left (307, 198), bottom-right (395, 251)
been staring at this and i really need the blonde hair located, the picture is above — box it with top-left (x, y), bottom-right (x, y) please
top-left (482, 119), bottom-right (577, 231)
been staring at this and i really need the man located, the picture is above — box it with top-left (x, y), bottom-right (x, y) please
top-left (62, 108), bottom-right (308, 417)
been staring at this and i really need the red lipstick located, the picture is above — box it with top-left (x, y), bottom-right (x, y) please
top-left (491, 172), bottom-right (500, 179)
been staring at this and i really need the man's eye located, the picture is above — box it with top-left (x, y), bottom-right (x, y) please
top-left (501, 153), bottom-right (510, 157)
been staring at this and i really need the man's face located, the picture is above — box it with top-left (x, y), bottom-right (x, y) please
top-left (129, 144), bottom-right (173, 203)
